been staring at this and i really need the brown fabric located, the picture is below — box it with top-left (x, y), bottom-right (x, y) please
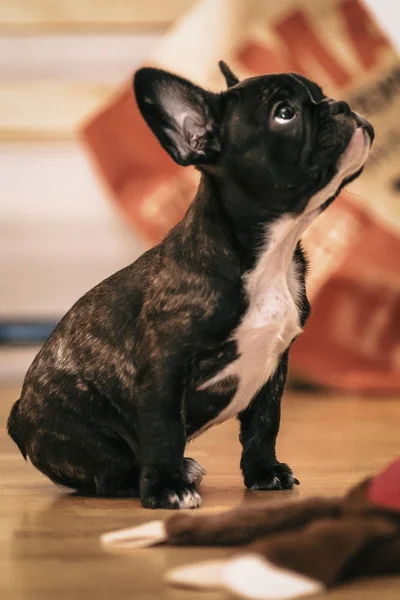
top-left (343, 477), bottom-right (400, 524)
top-left (166, 497), bottom-right (340, 546)
top-left (343, 537), bottom-right (400, 579)
top-left (165, 475), bottom-right (400, 549)
top-left (250, 516), bottom-right (396, 586)
top-left (341, 477), bottom-right (397, 516)
top-left (162, 462), bottom-right (400, 586)
top-left (81, 0), bottom-right (400, 395)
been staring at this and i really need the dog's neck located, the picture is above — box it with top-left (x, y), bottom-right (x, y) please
top-left (182, 174), bottom-right (319, 274)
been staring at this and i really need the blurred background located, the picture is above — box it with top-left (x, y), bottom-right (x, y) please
top-left (0, 0), bottom-right (399, 389)
top-left (0, 1), bottom-right (195, 380)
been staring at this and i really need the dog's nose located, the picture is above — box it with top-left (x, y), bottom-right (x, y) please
top-left (354, 113), bottom-right (375, 144)
top-left (329, 99), bottom-right (374, 144)
top-left (329, 100), bottom-right (352, 116)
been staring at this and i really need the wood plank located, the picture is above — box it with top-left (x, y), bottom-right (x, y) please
top-left (1, 220), bottom-right (144, 319)
top-left (0, 143), bottom-right (145, 321)
top-left (0, 82), bottom-right (116, 140)
top-left (0, 34), bottom-right (159, 83)
top-left (1, 387), bottom-right (400, 598)
top-left (0, 0), bottom-right (196, 33)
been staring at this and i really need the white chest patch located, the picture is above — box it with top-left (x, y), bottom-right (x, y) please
top-left (196, 212), bottom-right (315, 431)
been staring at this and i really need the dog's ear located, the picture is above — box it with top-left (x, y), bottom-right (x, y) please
top-left (133, 67), bottom-right (221, 166)
top-left (218, 61), bottom-right (240, 88)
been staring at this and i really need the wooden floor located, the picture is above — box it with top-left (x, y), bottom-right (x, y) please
top-left (1, 384), bottom-right (400, 599)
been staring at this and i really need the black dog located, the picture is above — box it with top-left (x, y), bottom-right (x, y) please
top-left (7, 62), bottom-right (373, 509)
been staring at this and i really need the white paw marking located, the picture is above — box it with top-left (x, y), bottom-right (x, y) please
top-left (167, 492), bottom-right (180, 507)
top-left (184, 458), bottom-right (207, 484)
top-left (178, 490), bottom-right (202, 509)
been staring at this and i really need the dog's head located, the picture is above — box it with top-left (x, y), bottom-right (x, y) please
top-left (134, 63), bottom-right (373, 216)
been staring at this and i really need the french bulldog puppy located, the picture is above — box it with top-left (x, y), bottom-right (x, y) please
top-left (7, 62), bottom-right (373, 509)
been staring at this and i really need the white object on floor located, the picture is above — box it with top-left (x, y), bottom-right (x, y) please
top-left (166, 559), bottom-right (226, 589)
top-left (222, 554), bottom-right (324, 600)
top-left (166, 553), bottom-right (324, 600)
top-left (100, 520), bottom-right (166, 550)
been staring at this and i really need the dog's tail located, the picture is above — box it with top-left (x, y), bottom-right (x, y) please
top-left (7, 399), bottom-right (27, 459)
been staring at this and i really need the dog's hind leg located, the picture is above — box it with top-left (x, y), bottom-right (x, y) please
top-left (24, 412), bottom-right (140, 498)
top-left (31, 439), bottom-right (141, 498)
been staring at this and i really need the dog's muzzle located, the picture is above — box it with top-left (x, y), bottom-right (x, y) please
top-left (328, 99), bottom-right (374, 145)
top-left (328, 100), bottom-right (375, 145)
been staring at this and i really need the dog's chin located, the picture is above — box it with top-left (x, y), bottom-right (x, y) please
top-left (338, 126), bottom-right (371, 180)
top-left (303, 127), bottom-right (371, 216)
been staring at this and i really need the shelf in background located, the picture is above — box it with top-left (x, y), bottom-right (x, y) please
top-left (0, 82), bottom-right (116, 141)
top-left (0, 0), bottom-right (196, 33)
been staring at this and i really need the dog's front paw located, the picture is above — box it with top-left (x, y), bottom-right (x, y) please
top-left (183, 457), bottom-right (206, 485)
top-left (141, 480), bottom-right (202, 510)
top-left (244, 462), bottom-right (299, 491)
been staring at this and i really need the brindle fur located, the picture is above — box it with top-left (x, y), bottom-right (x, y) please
top-left (7, 64), bottom-right (373, 508)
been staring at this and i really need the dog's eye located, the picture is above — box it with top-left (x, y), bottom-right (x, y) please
top-left (273, 103), bottom-right (296, 124)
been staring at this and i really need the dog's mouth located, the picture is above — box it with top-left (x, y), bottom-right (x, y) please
top-left (303, 119), bottom-right (372, 216)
